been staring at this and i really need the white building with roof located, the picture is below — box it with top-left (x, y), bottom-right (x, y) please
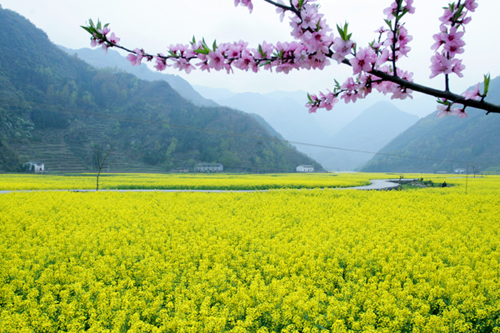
top-left (23, 161), bottom-right (45, 173)
top-left (196, 163), bottom-right (223, 172)
top-left (296, 165), bottom-right (314, 172)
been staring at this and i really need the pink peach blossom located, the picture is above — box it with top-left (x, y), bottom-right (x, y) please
top-left (350, 47), bottom-right (376, 75)
top-left (126, 48), bottom-right (144, 66)
top-left (462, 84), bottom-right (480, 100)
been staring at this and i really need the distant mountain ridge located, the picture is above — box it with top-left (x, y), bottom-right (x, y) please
top-left (194, 86), bottom-right (366, 136)
top-left (310, 102), bottom-right (419, 171)
top-left (362, 76), bottom-right (500, 173)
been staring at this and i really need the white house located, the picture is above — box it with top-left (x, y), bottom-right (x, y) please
top-left (196, 163), bottom-right (223, 172)
top-left (454, 168), bottom-right (467, 174)
top-left (23, 161), bottom-right (45, 173)
top-left (296, 165), bottom-right (314, 172)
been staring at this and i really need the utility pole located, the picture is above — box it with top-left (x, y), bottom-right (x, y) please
top-left (465, 163), bottom-right (470, 195)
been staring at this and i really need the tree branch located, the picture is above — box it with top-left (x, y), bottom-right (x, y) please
top-left (101, 38), bottom-right (499, 114)
top-left (369, 69), bottom-right (500, 114)
top-left (391, 1), bottom-right (402, 76)
top-left (263, 0), bottom-right (295, 12)
top-left (84, 0), bottom-right (498, 116)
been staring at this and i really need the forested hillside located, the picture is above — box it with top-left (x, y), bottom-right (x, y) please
top-left (362, 77), bottom-right (500, 173)
top-left (58, 46), bottom-right (217, 107)
top-left (0, 7), bottom-right (321, 173)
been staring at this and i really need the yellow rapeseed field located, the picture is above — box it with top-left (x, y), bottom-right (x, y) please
top-left (0, 172), bottom-right (378, 191)
top-left (0, 175), bottom-right (499, 332)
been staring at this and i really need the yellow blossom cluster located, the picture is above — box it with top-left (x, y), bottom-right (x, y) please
top-left (0, 172), bottom-right (378, 191)
top-left (0, 175), bottom-right (499, 332)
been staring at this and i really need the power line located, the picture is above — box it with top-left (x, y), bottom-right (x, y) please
top-left (286, 141), bottom-right (472, 164)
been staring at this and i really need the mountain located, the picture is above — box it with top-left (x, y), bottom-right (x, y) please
top-left (247, 114), bottom-right (286, 141)
top-left (194, 86), bottom-right (366, 136)
top-left (361, 76), bottom-right (500, 173)
top-left (193, 86), bottom-right (437, 136)
top-left (194, 87), bottom-right (423, 171)
top-left (310, 102), bottom-right (419, 171)
top-left (0, 7), bottom-right (322, 173)
top-left (58, 46), bottom-right (217, 108)
top-left (198, 91), bottom-right (332, 160)
top-left (390, 95), bottom-right (437, 118)
top-left (193, 85), bottom-right (236, 101)
top-left (218, 92), bottom-right (330, 143)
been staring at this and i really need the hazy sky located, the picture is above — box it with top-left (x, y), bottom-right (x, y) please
top-left (2, 0), bottom-right (499, 96)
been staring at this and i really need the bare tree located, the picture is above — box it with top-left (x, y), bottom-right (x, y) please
top-left (92, 144), bottom-right (113, 191)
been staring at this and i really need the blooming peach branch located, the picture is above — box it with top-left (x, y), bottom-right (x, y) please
top-left (82, 0), bottom-right (498, 117)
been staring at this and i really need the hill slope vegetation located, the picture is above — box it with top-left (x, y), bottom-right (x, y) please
top-left (0, 7), bottom-right (321, 173)
top-left (362, 77), bottom-right (500, 173)
top-left (59, 46), bottom-right (217, 108)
